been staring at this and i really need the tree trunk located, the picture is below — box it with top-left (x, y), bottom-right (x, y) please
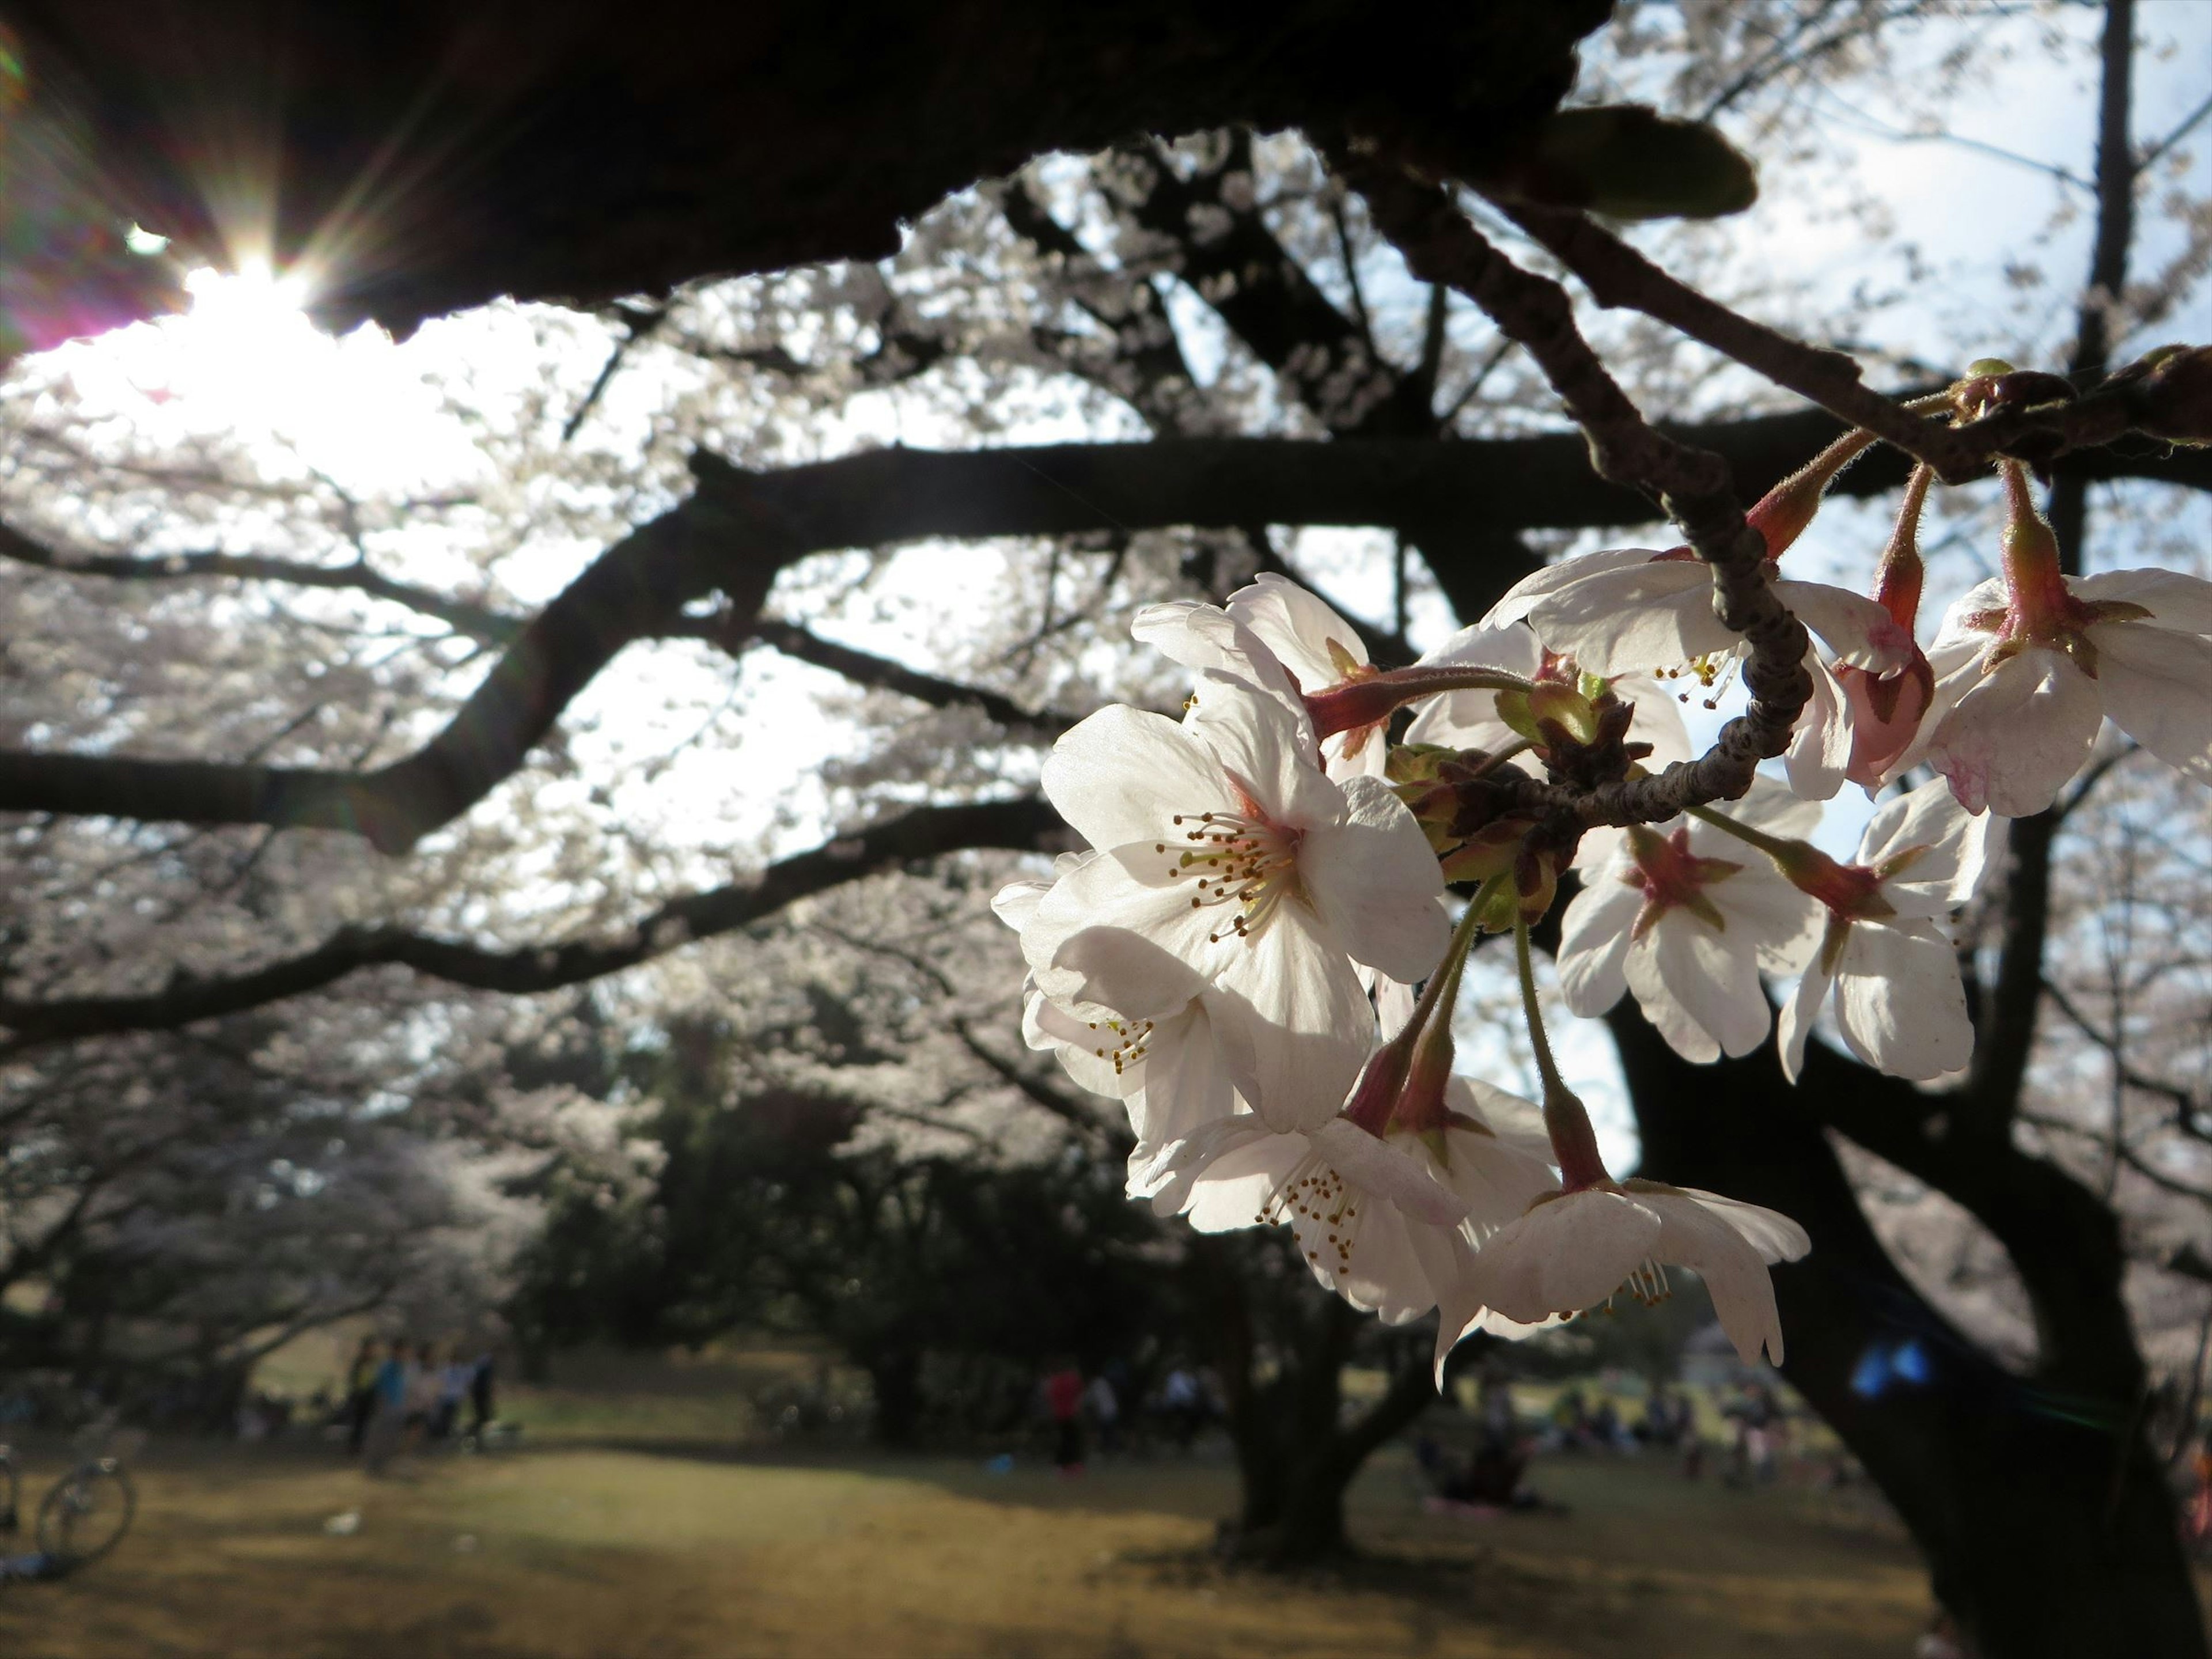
top-left (865, 1347), bottom-right (925, 1449)
top-left (1190, 1240), bottom-right (1435, 1566)
top-left (1611, 1008), bottom-right (2208, 1659)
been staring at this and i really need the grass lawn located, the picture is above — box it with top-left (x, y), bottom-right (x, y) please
top-left (0, 1433), bottom-right (1936, 1658)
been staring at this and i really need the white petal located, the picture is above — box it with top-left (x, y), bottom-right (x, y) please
top-left (2092, 622), bottom-right (2212, 787)
top-left (1782, 652), bottom-right (1850, 801)
top-left (1208, 904), bottom-right (1376, 1132)
top-left (1656, 913), bottom-right (1771, 1059)
top-left (1464, 1190), bottom-right (1665, 1325)
top-left (1481, 546), bottom-right (1663, 629)
top-left (1776, 945), bottom-right (1837, 1085)
top-left (1126, 1001), bottom-right (1237, 1150)
top-left (1226, 572), bottom-right (1370, 688)
top-left (1556, 877), bottom-right (1642, 1017)
top-left (2074, 567), bottom-right (2212, 635)
top-left (1634, 1188), bottom-right (1794, 1365)
top-left (1312, 1119), bottom-right (1471, 1226)
top-left (1927, 649), bottom-right (2104, 817)
top-left (1525, 562), bottom-right (1726, 675)
top-left (1834, 920), bottom-right (1974, 1081)
top-left (1775, 579), bottom-right (1912, 672)
top-left (1043, 705), bottom-right (1230, 850)
top-left (1185, 680), bottom-right (1339, 829)
top-left (1299, 775), bottom-right (1452, 983)
top-left (1034, 852), bottom-right (1213, 1016)
top-left (1858, 777), bottom-right (1991, 906)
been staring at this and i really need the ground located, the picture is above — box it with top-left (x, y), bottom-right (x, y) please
top-left (0, 1433), bottom-right (1934, 1658)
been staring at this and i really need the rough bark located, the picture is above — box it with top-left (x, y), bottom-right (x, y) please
top-left (1188, 1236), bottom-right (1434, 1567)
top-left (4, 0), bottom-right (1609, 336)
top-left (1612, 1007), bottom-right (2208, 1659)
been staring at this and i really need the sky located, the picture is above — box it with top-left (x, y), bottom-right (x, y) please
top-left (17, 2), bottom-right (2212, 1173)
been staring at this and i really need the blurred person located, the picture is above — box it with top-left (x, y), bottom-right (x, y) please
top-left (469, 1349), bottom-right (497, 1438)
top-left (433, 1351), bottom-right (473, 1440)
top-left (1477, 1368), bottom-right (1517, 1453)
top-left (402, 1342), bottom-right (441, 1453)
top-left (343, 1338), bottom-right (380, 1455)
top-left (1159, 1366), bottom-right (1203, 1453)
top-left (1044, 1359), bottom-right (1085, 1475)
top-left (363, 1340), bottom-right (410, 1475)
top-left (1084, 1370), bottom-right (1121, 1459)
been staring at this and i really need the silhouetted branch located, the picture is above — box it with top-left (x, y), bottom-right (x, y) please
top-left (0, 796), bottom-right (1062, 1048)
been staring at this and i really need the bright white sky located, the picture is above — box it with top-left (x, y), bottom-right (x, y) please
top-left (21, 3), bottom-right (2212, 1172)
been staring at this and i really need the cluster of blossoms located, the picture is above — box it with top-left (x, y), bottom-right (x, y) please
top-left (997, 390), bottom-right (2212, 1384)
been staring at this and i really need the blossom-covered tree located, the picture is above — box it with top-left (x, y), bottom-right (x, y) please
top-left (0, 5), bottom-right (2209, 1653)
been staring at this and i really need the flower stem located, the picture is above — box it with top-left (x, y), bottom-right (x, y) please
top-left (1872, 463), bottom-right (1933, 629)
top-left (1306, 664), bottom-right (1535, 741)
top-left (1513, 919), bottom-right (1610, 1190)
top-left (1684, 801), bottom-right (1804, 865)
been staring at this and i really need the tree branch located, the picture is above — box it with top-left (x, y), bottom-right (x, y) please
top-left (2, 425), bottom-right (2205, 844)
top-left (1341, 150), bottom-right (1810, 827)
top-left (0, 796), bottom-right (1062, 1048)
top-left (0, 517), bottom-right (523, 642)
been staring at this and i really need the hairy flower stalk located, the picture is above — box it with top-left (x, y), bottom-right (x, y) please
top-left (1304, 662), bottom-right (1535, 744)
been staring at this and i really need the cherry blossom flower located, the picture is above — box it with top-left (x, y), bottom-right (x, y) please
top-left (1555, 779), bottom-right (1824, 1063)
top-left (1026, 679), bottom-right (1449, 1132)
top-left (1488, 547), bottom-right (1911, 800)
top-left (1454, 1179), bottom-right (1810, 1365)
top-left (1402, 622), bottom-right (1693, 778)
top-left (1146, 1075), bottom-right (1558, 1373)
top-left (1777, 777), bottom-right (1993, 1083)
top-left (1926, 564), bottom-right (2212, 816)
top-left (1133, 574), bottom-right (1389, 775)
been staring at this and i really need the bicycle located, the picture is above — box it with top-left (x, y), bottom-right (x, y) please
top-left (0, 1425), bottom-right (142, 1580)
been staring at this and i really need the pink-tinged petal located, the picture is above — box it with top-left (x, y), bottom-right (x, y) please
top-left (1835, 919), bottom-right (1973, 1081)
top-left (1300, 774), bottom-right (1452, 982)
top-left (1782, 651), bottom-right (1850, 801)
top-left (2073, 567), bottom-right (2212, 635)
top-left (1930, 580), bottom-right (2008, 659)
top-left (2092, 623), bottom-right (2212, 787)
top-left (1043, 704), bottom-right (1230, 850)
top-left (1525, 562), bottom-right (1726, 675)
top-left (1775, 579), bottom-right (1912, 671)
top-left (1208, 903), bottom-right (1376, 1131)
top-left (1927, 649), bottom-right (2104, 817)
top-left (1226, 572), bottom-right (1371, 687)
top-left (1312, 1119), bottom-right (1472, 1226)
top-left (1556, 877), bottom-right (1642, 1018)
top-left (1464, 1189), bottom-right (1665, 1325)
top-left (1481, 547), bottom-right (1664, 630)
top-left (1840, 658), bottom-right (1935, 791)
top-left (1185, 680), bottom-right (1339, 829)
top-left (1776, 944), bottom-right (1836, 1084)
